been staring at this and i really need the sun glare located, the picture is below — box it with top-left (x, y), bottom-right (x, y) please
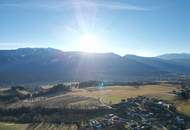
top-left (79, 33), bottom-right (101, 53)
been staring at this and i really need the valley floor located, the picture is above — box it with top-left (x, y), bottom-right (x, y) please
top-left (1, 83), bottom-right (190, 130)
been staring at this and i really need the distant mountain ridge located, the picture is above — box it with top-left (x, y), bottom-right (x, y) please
top-left (157, 53), bottom-right (190, 60)
top-left (0, 48), bottom-right (190, 85)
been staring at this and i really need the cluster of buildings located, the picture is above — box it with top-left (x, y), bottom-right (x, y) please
top-left (85, 96), bottom-right (190, 130)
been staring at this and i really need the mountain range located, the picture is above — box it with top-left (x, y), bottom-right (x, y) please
top-left (0, 48), bottom-right (190, 85)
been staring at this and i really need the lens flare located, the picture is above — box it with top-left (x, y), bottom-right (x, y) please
top-left (79, 33), bottom-right (101, 53)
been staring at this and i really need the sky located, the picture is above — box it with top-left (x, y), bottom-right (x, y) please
top-left (0, 0), bottom-right (190, 56)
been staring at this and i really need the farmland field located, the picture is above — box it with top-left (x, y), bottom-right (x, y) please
top-left (171, 100), bottom-right (190, 116)
top-left (1, 83), bottom-right (190, 130)
top-left (9, 83), bottom-right (190, 116)
top-left (9, 83), bottom-right (179, 108)
top-left (27, 123), bottom-right (78, 130)
top-left (0, 122), bottom-right (78, 130)
top-left (71, 84), bottom-right (180, 104)
top-left (70, 83), bottom-right (190, 116)
top-left (0, 122), bottom-right (28, 130)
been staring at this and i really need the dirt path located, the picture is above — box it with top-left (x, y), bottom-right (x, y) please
top-left (99, 96), bottom-right (112, 109)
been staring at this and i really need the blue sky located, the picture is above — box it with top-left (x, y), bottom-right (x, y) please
top-left (0, 0), bottom-right (190, 56)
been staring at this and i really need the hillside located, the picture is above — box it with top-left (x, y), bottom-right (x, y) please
top-left (0, 48), bottom-right (190, 84)
top-left (157, 53), bottom-right (190, 60)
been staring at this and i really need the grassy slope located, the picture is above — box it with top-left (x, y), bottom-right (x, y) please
top-left (72, 84), bottom-right (190, 116)
top-left (174, 100), bottom-right (190, 116)
top-left (0, 122), bottom-right (28, 130)
top-left (72, 84), bottom-right (179, 104)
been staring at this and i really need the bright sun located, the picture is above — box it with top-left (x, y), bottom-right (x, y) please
top-left (79, 33), bottom-right (101, 53)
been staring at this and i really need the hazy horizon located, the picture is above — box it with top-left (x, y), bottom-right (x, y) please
top-left (1, 47), bottom-right (190, 57)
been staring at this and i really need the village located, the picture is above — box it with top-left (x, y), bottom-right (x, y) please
top-left (1, 83), bottom-right (190, 130)
top-left (86, 96), bottom-right (190, 130)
